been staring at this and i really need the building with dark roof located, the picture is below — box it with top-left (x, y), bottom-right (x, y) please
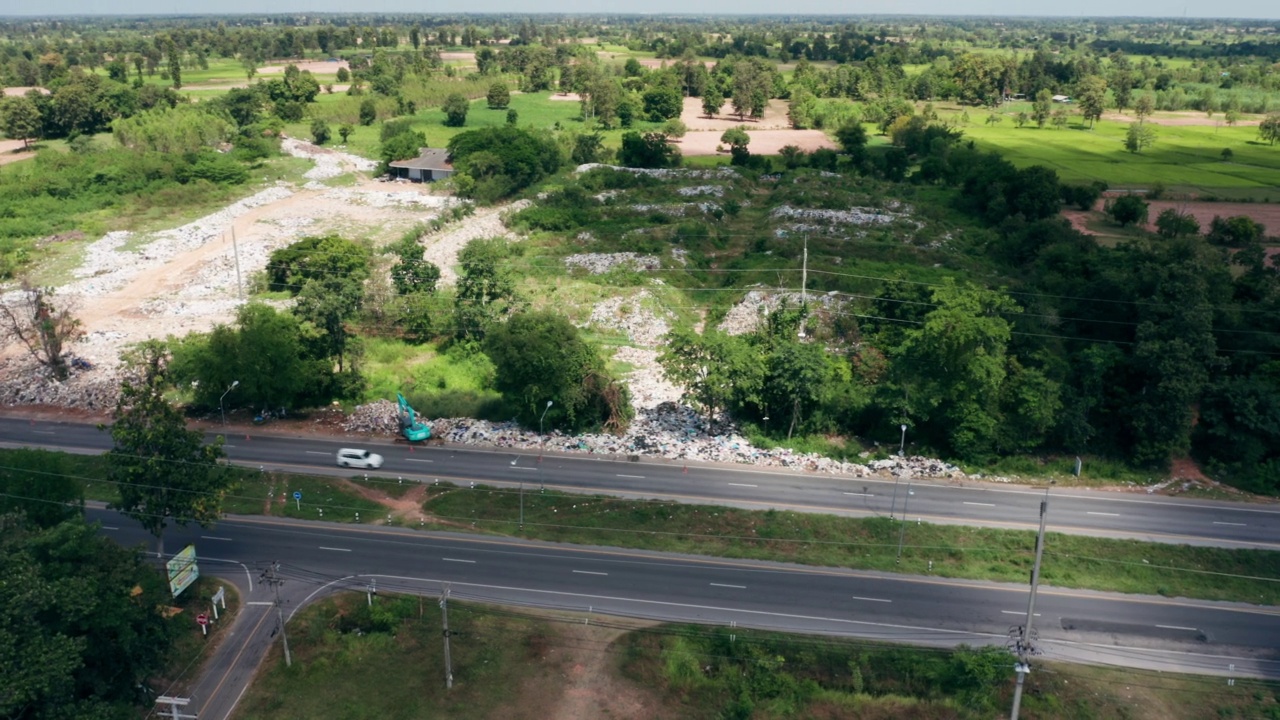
top-left (388, 148), bottom-right (454, 182)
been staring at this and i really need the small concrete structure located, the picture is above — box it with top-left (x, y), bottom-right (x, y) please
top-left (1052, 94), bottom-right (1071, 103)
top-left (388, 148), bottom-right (454, 182)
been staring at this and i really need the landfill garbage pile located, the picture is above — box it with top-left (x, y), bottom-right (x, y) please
top-left (718, 289), bottom-right (843, 336)
top-left (565, 253), bottom-right (662, 275)
top-left (574, 163), bottom-right (738, 181)
top-left (339, 399), bottom-right (978, 480)
top-left (0, 357), bottom-right (120, 411)
top-left (586, 292), bottom-right (672, 347)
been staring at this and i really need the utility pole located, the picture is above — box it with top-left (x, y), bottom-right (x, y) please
top-left (231, 226), bottom-right (244, 301)
top-left (261, 561), bottom-right (292, 668)
top-left (1010, 490), bottom-right (1050, 720)
top-left (798, 235), bottom-right (808, 339)
top-left (440, 584), bottom-right (454, 689)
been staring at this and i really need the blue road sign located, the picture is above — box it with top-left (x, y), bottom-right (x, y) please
top-left (293, 491), bottom-right (302, 500)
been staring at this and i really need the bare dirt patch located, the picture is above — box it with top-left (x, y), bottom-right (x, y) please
top-left (1060, 208), bottom-right (1099, 236)
top-left (2, 86), bottom-right (48, 97)
top-left (680, 96), bottom-right (792, 131)
top-left (257, 59), bottom-right (348, 75)
top-left (0, 139), bottom-right (33, 166)
top-left (1141, 200), bottom-right (1280, 233)
top-left (679, 128), bottom-right (836, 156)
top-left (528, 621), bottom-right (666, 720)
top-left (549, 92), bottom-right (583, 102)
top-left (1102, 110), bottom-right (1262, 127)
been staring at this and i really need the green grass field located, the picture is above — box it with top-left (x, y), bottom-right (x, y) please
top-left (951, 110), bottom-right (1280, 199)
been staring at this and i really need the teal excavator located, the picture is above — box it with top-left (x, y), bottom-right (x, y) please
top-left (396, 393), bottom-right (431, 442)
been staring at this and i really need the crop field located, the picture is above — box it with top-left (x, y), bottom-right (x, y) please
top-left (952, 113), bottom-right (1280, 199)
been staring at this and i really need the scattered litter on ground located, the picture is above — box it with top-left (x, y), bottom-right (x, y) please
top-left (565, 253), bottom-right (661, 275)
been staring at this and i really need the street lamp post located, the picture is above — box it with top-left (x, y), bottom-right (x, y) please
top-left (899, 423), bottom-right (907, 457)
top-left (538, 400), bottom-right (553, 461)
top-left (219, 381), bottom-right (240, 426)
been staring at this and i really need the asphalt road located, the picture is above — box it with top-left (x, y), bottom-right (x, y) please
top-left (7, 417), bottom-right (1280, 549)
top-left (92, 508), bottom-right (1280, 720)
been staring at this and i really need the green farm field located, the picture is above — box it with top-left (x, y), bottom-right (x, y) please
top-left (955, 113), bottom-right (1280, 199)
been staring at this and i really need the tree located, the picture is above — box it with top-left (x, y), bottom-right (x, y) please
top-left (1155, 209), bottom-right (1201, 239)
top-left (483, 311), bottom-right (631, 432)
top-left (0, 96), bottom-right (41, 148)
top-left (380, 129), bottom-right (427, 171)
top-left (1113, 76), bottom-right (1133, 112)
top-left (1221, 147), bottom-right (1234, 162)
top-left (311, 118), bottom-right (331, 145)
top-left (108, 342), bottom-right (232, 556)
top-left (0, 449), bottom-right (83, 529)
top-left (442, 93), bottom-right (469, 127)
top-left (893, 280), bottom-right (1021, 459)
top-left (1206, 215), bottom-right (1266, 247)
top-left (486, 82), bottom-right (510, 109)
top-left (834, 119), bottom-right (868, 164)
top-left (701, 87), bottom-right (724, 118)
top-left (389, 235), bottom-right (441, 295)
top-left (1015, 111), bottom-right (1029, 128)
top-left (663, 118), bottom-right (688, 140)
top-left (763, 339), bottom-right (837, 439)
top-left (0, 514), bottom-right (176, 719)
top-left (1075, 75), bottom-right (1107, 129)
top-left (1134, 94), bottom-right (1155, 123)
top-left (659, 328), bottom-right (764, 428)
top-left (1108, 195), bottom-right (1149, 227)
top-left (572, 132), bottom-right (607, 165)
top-left (506, 108), bottom-right (519, 126)
top-left (454, 237), bottom-right (520, 340)
top-left (642, 84), bottom-right (683, 122)
top-left (618, 131), bottom-right (680, 169)
top-left (267, 235), bottom-right (371, 294)
top-left (359, 97), bottom-right (377, 126)
top-left (338, 122), bottom-right (354, 144)
top-left (720, 126), bottom-right (751, 165)
top-left (1031, 89), bottom-right (1052, 128)
top-left (0, 282), bottom-right (82, 381)
top-left (1050, 108), bottom-right (1069, 129)
top-left (1260, 114), bottom-right (1280, 146)
top-left (985, 112), bottom-right (1003, 126)
top-left (336, 66), bottom-right (350, 83)
top-left (1124, 122), bottom-right (1157, 154)
top-left (294, 275), bottom-right (363, 373)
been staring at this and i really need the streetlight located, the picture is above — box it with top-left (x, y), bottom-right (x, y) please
top-left (219, 381), bottom-right (240, 425)
top-left (898, 423), bottom-right (907, 457)
top-left (538, 400), bottom-right (553, 461)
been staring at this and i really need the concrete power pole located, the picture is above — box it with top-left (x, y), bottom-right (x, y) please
top-left (1010, 490), bottom-right (1049, 720)
top-left (231, 226), bottom-right (244, 301)
top-left (440, 584), bottom-right (454, 689)
top-left (261, 561), bottom-right (292, 668)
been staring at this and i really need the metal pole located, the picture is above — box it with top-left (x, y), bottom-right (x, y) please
top-left (899, 423), bottom-right (907, 456)
top-left (896, 482), bottom-right (911, 563)
top-left (231, 227), bottom-right (244, 301)
top-left (265, 561), bottom-right (291, 668)
top-left (539, 400), bottom-right (553, 461)
top-left (440, 585), bottom-right (453, 689)
top-left (1011, 490), bottom-right (1050, 720)
top-left (519, 480), bottom-right (524, 529)
top-left (799, 235), bottom-right (808, 339)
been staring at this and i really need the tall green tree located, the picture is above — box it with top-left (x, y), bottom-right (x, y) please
top-left (1031, 89), bottom-right (1052, 128)
top-left (1260, 114), bottom-right (1280, 145)
top-left (483, 311), bottom-right (631, 432)
top-left (659, 328), bottom-right (764, 428)
top-left (454, 237), bottom-right (519, 340)
top-left (1075, 75), bottom-right (1108, 129)
top-left (294, 274), bottom-right (364, 373)
top-left (486, 82), bottom-right (510, 109)
top-left (108, 342), bottom-right (232, 556)
top-left (442, 93), bottom-right (469, 127)
top-left (0, 514), bottom-right (175, 720)
top-left (0, 96), bottom-right (41, 148)
top-left (0, 449), bottom-right (83, 529)
top-left (893, 280), bottom-right (1020, 459)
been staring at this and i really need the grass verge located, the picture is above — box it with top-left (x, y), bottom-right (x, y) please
top-left (233, 592), bottom-right (573, 720)
top-left (422, 484), bottom-right (1280, 605)
top-left (621, 622), bottom-right (1280, 720)
top-left (151, 576), bottom-right (241, 699)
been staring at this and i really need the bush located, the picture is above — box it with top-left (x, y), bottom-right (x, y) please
top-left (310, 118), bottom-right (331, 145)
top-left (486, 82), bottom-right (510, 109)
top-left (618, 131), bottom-right (680, 169)
top-left (447, 126), bottom-right (562, 202)
top-left (443, 93), bottom-right (469, 127)
top-left (1108, 194), bottom-right (1149, 227)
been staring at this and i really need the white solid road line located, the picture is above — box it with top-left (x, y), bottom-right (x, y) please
top-left (727, 483), bottom-right (758, 488)
top-left (850, 596), bottom-right (892, 603)
top-left (963, 502), bottom-right (996, 507)
top-left (710, 583), bottom-right (747, 589)
top-left (512, 466), bottom-right (537, 471)
top-left (843, 492), bottom-right (875, 497)
top-left (573, 570), bottom-right (609, 576)
top-left (1087, 512), bottom-right (1121, 517)
top-left (617, 474), bottom-right (646, 479)
top-left (247, 601), bottom-right (274, 606)
top-left (305, 451), bottom-right (329, 455)
top-left (442, 557), bottom-right (476, 563)
top-left (201, 535), bottom-right (233, 541)
top-left (1156, 624), bottom-right (1199, 632)
top-left (1002, 610), bottom-right (1041, 616)
top-left (406, 458), bottom-right (433, 463)
top-left (102, 526), bottom-right (119, 530)
top-left (31, 430), bottom-right (54, 435)
top-left (319, 546), bottom-right (352, 552)
top-left (1213, 521), bottom-right (1247, 527)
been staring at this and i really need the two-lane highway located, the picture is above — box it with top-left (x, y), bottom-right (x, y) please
top-left (7, 417), bottom-right (1280, 549)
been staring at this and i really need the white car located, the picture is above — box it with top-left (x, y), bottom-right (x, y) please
top-left (336, 448), bottom-right (383, 469)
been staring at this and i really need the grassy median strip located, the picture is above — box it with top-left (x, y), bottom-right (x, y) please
top-left (237, 591), bottom-right (1280, 720)
top-left (422, 484), bottom-right (1280, 606)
